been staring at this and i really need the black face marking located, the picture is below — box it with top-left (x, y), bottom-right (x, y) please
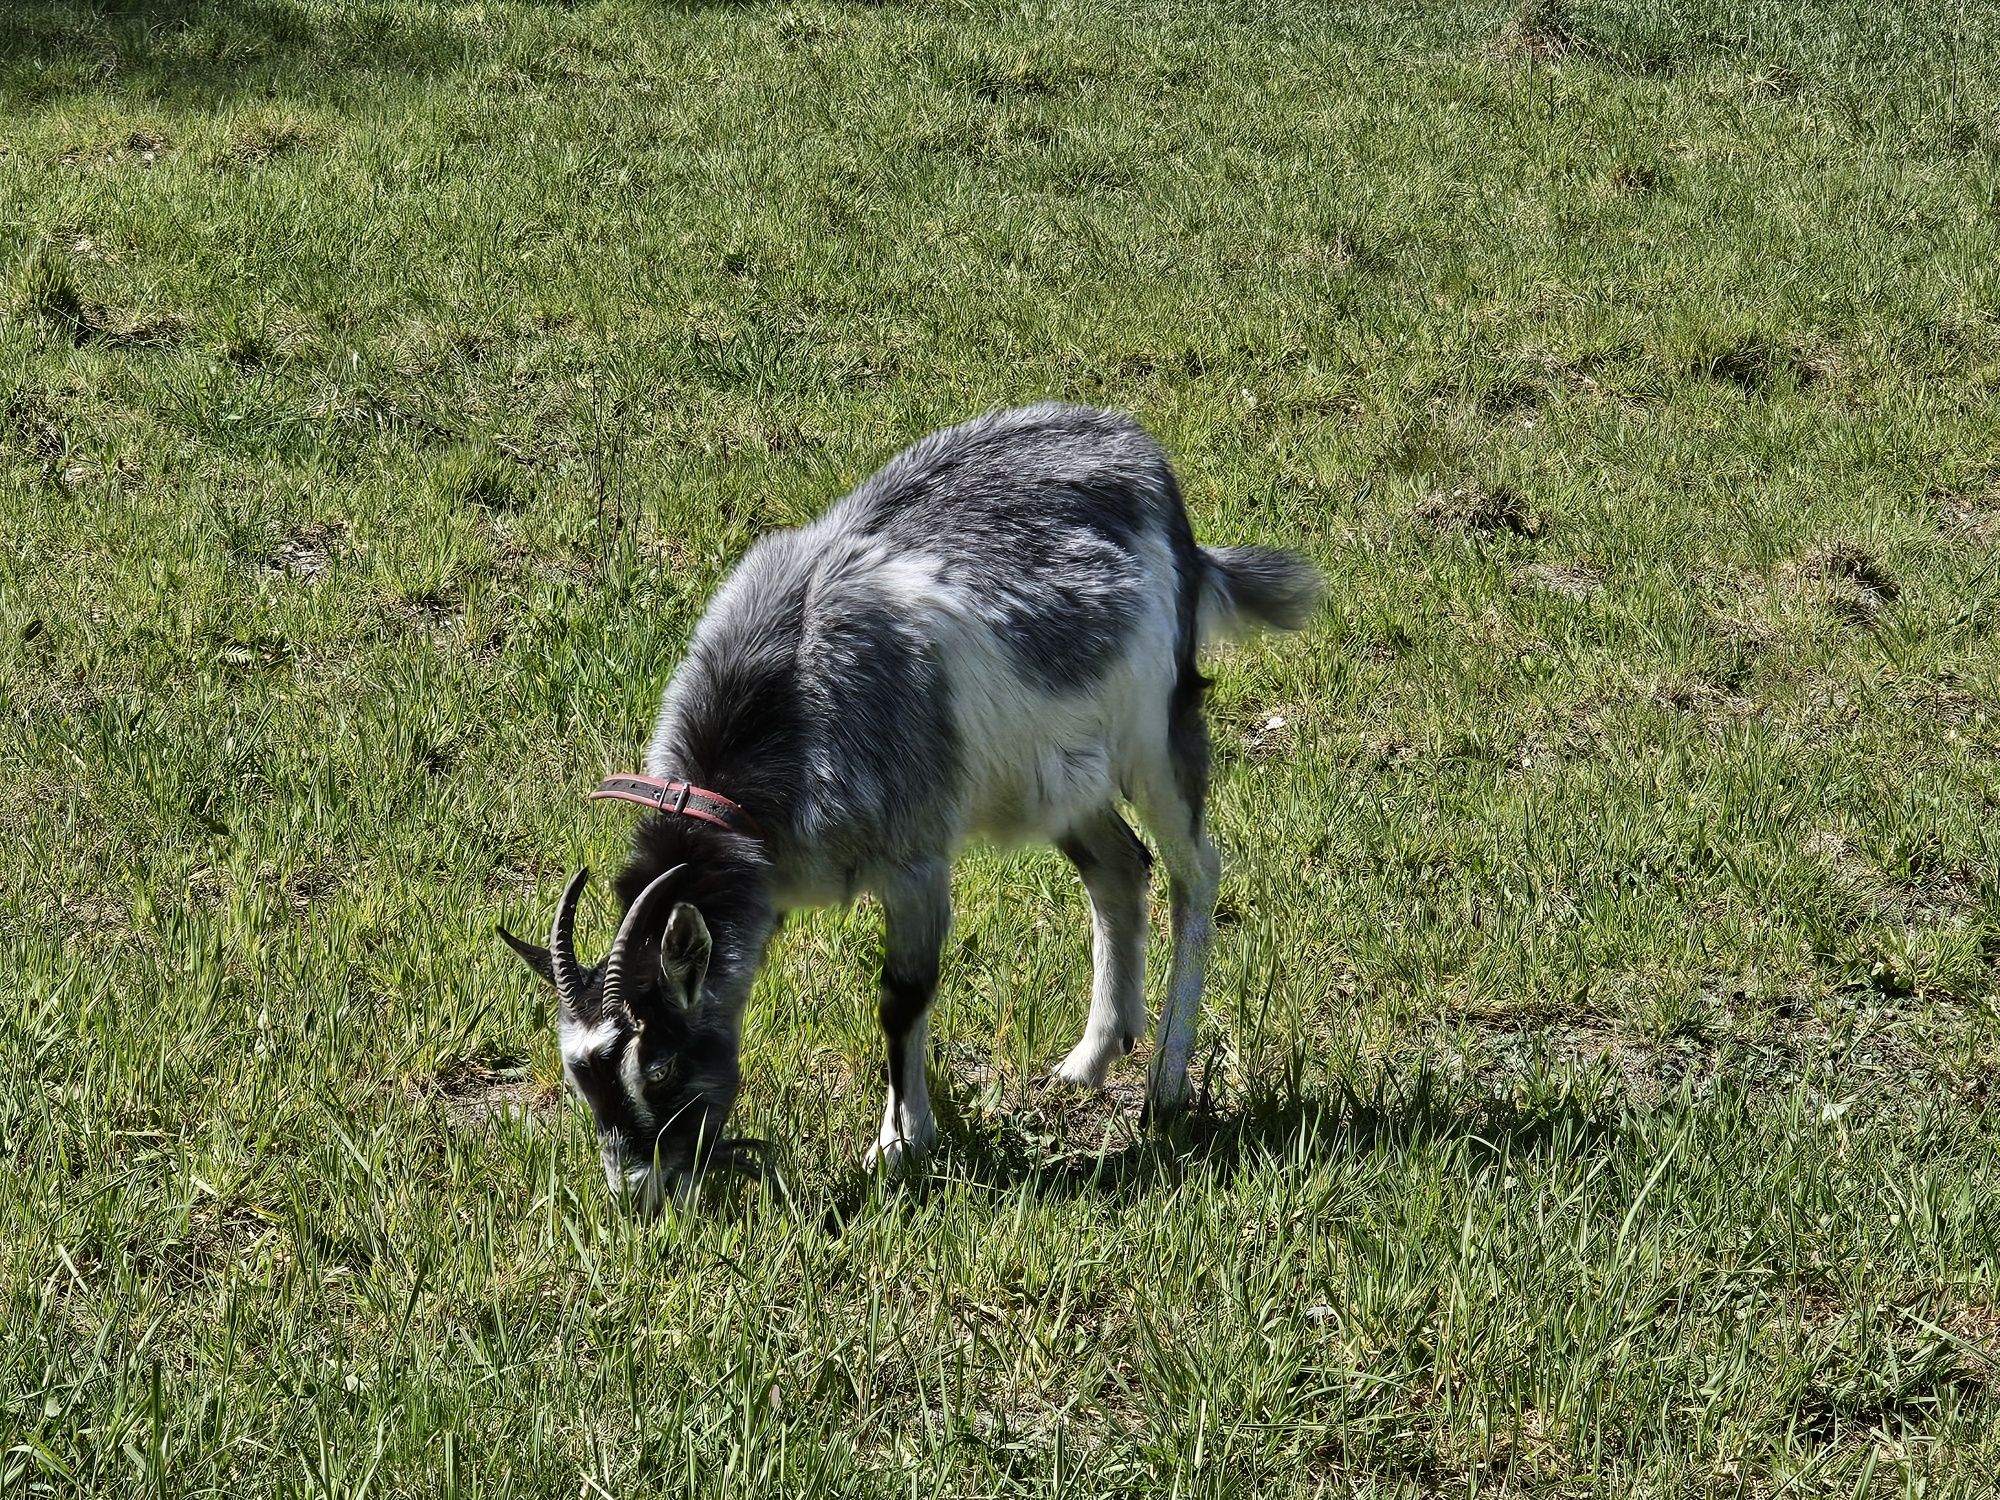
top-left (556, 852), bottom-right (767, 1197)
top-left (566, 1015), bottom-right (741, 1189)
top-left (564, 1036), bottom-right (647, 1147)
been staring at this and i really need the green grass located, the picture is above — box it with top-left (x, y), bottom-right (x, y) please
top-left (5, 0), bottom-right (2000, 1493)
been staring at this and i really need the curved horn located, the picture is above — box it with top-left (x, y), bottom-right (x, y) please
top-left (599, 865), bottom-right (686, 1019)
top-left (549, 867), bottom-right (590, 1008)
top-left (496, 925), bottom-right (557, 987)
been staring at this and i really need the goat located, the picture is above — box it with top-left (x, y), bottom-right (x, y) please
top-left (500, 403), bottom-right (1322, 1210)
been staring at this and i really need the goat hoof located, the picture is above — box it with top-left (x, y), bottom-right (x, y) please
top-left (1051, 1040), bottom-right (1121, 1090)
top-left (1048, 1062), bottom-right (1106, 1091)
top-left (865, 1131), bottom-right (933, 1174)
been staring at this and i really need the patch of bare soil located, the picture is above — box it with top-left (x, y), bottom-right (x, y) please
top-left (1471, 349), bottom-right (1627, 420)
top-left (936, 1040), bottom-right (1174, 1166)
top-left (1239, 710), bottom-right (1298, 760)
top-left (1364, 734), bottom-right (1421, 771)
top-left (1489, 1), bottom-right (1581, 63)
top-left (184, 865), bottom-right (231, 910)
top-left (1886, 672), bottom-right (1978, 726)
top-left (425, 1055), bottom-right (560, 1133)
top-left (212, 632), bottom-right (293, 673)
top-left (1604, 160), bottom-right (1663, 196)
top-left (1793, 1300), bottom-right (1999, 1440)
top-left (1783, 540), bottom-right (1899, 623)
top-left (228, 116), bottom-right (318, 166)
top-left (1645, 675), bottom-right (1756, 723)
top-left (1459, 977), bottom-right (1992, 1112)
top-left (389, 593), bottom-right (462, 635)
top-left (1687, 333), bottom-right (1836, 396)
top-left (54, 888), bottom-right (133, 940)
top-left (1939, 1302), bottom-right (2000, 1388)
top-left (13, 249), bottom-right (179, 349)
top-left (1803, 827), bottom-right (1980, 925)
top-left (263, 520), bottom-right (348, 580)
top-left (1932, 474), bottom-right (2000, 542)
top-left (1515, 561), bottom-right (1601, 600)
top-left (52, 129), bottom-right (169, 171)
top-left (1506, 697), bottom-right (1621, 773)
top-left (4, 390), bottom-right (68, 473)
top-left (285, 865), bottom-right (342, 913)
top-left (484, 863), bottom-right (543, 900)
top-left (494, 539), bottom-right (602, 585)
top-left (1208, 697), bottom-right (1302, 763)
top-left (1469, 1017), bottom-right (1719, 1108)
top-left (1417, 480), bottom-right (1540, 539)
top-left (95, 313), bottom-right (182, 348)
top-left (120, 1196), bottom-right (282, 1291)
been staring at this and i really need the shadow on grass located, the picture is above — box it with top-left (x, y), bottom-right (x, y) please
top-left (2, 2), bottom-right (462, 107)
top-left (816, 1061), bottom-right (1625, 1229)
top-left (1, 0), bottom-right (762, 110)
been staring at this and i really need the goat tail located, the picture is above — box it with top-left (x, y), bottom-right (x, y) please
top-left (1196, 545), bottom-right (1325, 644)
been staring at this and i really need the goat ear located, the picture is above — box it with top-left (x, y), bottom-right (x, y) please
top-left (656, 903), bottom-right (711, 1009)
top-left (497, 926), bottom-right (557, 989)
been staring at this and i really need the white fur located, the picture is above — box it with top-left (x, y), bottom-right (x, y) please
top-left (558, 1017), bottom-right (620, 1065)
top-left (874, 529), bottom-right (1182, 854)
top-left (865, 1014), bottom-right (937, 1172)
top-left (629, 413), bottom-right (1279, 1168)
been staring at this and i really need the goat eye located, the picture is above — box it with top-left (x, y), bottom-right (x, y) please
top-left (644, 1061), bottom-right (672, 1085)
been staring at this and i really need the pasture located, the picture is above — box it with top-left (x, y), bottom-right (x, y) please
top-left (5, 0), bottom-right (2000, 1493)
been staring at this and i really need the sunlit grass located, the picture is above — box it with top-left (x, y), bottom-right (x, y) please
top-left (4, 1), bottom-right (2000, 1494)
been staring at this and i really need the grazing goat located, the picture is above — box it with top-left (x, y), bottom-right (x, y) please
top-left (500, 403), bottom-right (1322, 1211)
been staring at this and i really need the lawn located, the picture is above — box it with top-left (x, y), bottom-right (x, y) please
top-left (5, 0), bottom-right (2000, 1494)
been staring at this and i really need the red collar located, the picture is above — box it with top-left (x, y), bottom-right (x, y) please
top-left (591, 774), bottom-right (761, 840)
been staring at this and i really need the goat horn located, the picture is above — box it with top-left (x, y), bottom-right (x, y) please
top-left (549, 867), bottom-right (590, 1008)
top-left (600, 865), bottom-right (686, 1019)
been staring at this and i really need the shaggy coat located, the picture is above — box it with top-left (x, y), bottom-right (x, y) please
top-left (505, 403), bottom-right (1322, 1209)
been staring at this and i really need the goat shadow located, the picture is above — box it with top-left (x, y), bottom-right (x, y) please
top-left (3, 0), bottom-right (766, 113)
top-left (801, 1060), bottom-right (1628, 1233)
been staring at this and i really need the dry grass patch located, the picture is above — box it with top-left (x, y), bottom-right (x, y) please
top-left (1516, 561), bottom-right (1602, 600)
top-left (1491, 0), bottom-right (1582, 63)
top-left (226, 113), bottom-right (320, 166)
top-left (263, 520), bottom-right (349, 580)
top-left (424, 1053), bottom-right (560, 1133)
top-left (1416, 480), bottom-right (1540, 539)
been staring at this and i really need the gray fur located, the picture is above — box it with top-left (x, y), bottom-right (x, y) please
top-left (1199, 546), bottom-right (1328, 637)
top-left (511, 403), bottom-right (1323, 1206)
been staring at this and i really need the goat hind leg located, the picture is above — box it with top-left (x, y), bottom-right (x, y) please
top-left (1137, 696), bottom-right (1219, 1119)
top-left (1052, 809), bottom-right (1152, 1089)
top-left (1147, 825), bottom-right (1218, 1118)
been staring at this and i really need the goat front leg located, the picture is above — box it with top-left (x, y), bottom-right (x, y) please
top-left (865, 861), bottom-right (950, 1172)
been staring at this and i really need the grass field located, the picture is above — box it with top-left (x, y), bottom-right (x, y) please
top-left (6, 0), bottom-right (2000, 1493)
